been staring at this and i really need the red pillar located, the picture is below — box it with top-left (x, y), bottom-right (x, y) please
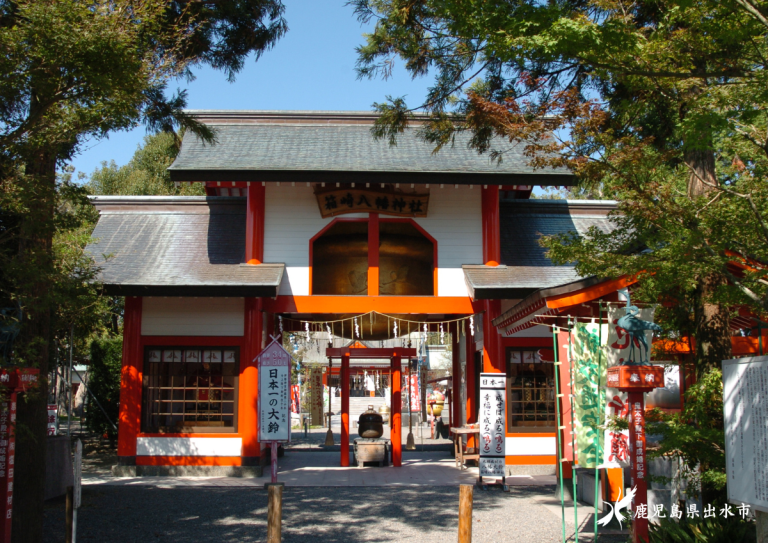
top-left (340, 352), bottom-right (350, 467)
top-left (481, 185), bottom-right (500, 266)
top-left (629, 392), bottom-right (649, 543)
top-left (240, 298), bottom-right (263, 465)
top-left (246, 183), bottom-right (266, 264)
top-left (368, 213), bottom-right (379, 296)
top-left (391, 353), bottom-right (402, 466)
top-left (481, 185), bottom-right (503, 374)
top-left (483, 300), bottom-right (504, 373)
top-left (117, 296), bottom-right (142, 462)
top-left (465, 323), bottom-right (476, 441)
top-left (452, 322), bottom-right (461, 430)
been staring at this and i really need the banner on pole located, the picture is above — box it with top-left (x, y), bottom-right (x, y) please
top-left (409, 374), bottom-right (421, 412)
top-left (257, 338), bottom-right (292, 443)
top-left (479, 373), bottom-right (506, 477)
top-left (570, 322), bottom-right (608, 468)
top-left (601, 305), bottom-right (657, 468)
top-left (309, 368), bottom-right (323, 425)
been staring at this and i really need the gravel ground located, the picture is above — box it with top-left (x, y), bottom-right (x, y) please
top-left (44, 485), bottom-right (628, 542)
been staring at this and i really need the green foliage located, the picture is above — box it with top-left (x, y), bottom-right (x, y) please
top-left (646, 369), bottom-right (726, 502)
top-left (87, 132), bottom-right (204, 196)
top-left (86, 337), bottom-right (123, 440)
top-left (352, 0), bottom-right (768, 372)
top-left (648, 514), bottom-right (756, 543)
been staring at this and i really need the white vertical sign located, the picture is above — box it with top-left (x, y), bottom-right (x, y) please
top-left (479, 372), bottom-right (506, 478)
top-left (257, 339), bottom-right (292, 443)
top-left (723, 355), bottom-right (768, 513)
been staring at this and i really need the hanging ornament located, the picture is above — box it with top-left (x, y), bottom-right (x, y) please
top-left (461, 319), bottom-right (465, 337)
top-left (279, 315), bottom-right (283, 335)
top-left (393, 320), bottom-right (398, 338)
top-left (440, 323), bottom-right (445, 345)
top-left (305, 321), bottom-right (310, 341)
top-left (423, 323), bottom-right (428, 335)
top-left (326, 322), bottom-right (331, 338)
top-left (470, 316), bottom-right (475, 336)
top-left (370, 312), bottom-right (374, 336)
top-left (355, 317), bottom-right (360, 339)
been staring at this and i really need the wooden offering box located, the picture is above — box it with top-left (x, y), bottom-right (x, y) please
top-left (606, 365), bottom-right (665, 392)
top-left (353, 438), bottom-right (391, 467)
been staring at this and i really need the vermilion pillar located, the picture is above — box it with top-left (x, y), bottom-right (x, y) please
top-left (452, 322), bottom-right (461, 430)
top-left (340, 352), bottom-right (350, 467)
top-left (368, 213), bottom-right (379, 296)
top-left (117, 296), bottom-right (143, 463)
top-left (391, 353), bottom-right (402, 467)
top-left (246, 183), bottom-right (266, 264)
top-left (240, 298), bottom-right (263, 465)
top-left (465, 323), bottom-right (477, 446)
top-left (483, 300), bottom-right (504, 373)
top-left (481, 185), bottom-right (500, 266)
top-left (629, 392), bottom-right (649, 543)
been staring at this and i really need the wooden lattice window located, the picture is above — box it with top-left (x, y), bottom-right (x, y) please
top-left (506, 348), bottom-right (556, 431)
top-left (142, 347), bottom-right (239, 433)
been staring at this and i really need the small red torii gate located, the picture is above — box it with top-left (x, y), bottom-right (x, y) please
top-left (325, 347), bottom-right (417, 467)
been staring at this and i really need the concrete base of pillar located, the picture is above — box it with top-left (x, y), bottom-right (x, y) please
top-left (111, 464), bottom-right (263, 477)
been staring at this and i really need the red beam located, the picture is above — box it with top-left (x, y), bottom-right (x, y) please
top-left (482, 186), bottom-right (500, 266)
top-left (246, 183), bottom-right (265, 264)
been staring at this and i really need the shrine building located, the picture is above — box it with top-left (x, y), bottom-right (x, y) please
top-left (88, 110), bottom-right (634, 475)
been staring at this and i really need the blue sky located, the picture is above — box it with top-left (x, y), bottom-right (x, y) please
top-left (68, 1), bottom-right (434, 178)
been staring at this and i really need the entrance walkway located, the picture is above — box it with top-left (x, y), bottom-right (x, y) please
top-left (83, 451), bottom-right (556, 488)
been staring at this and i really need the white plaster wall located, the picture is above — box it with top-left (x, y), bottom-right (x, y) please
top-left (264, 184), bottom-right (481, 297)
top-left (505, 436), bottom-right (557, 456)
top-left (136, 437), bottom-right (243, 456)
top-left (141, 297), bottom-right (244, 336)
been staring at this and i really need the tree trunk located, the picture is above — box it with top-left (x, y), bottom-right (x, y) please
top-left (11, 149), bottom-right (57, 543)
top-left (685, 147), bottom-right (733, 375)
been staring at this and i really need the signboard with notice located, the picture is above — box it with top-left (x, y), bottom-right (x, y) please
top-left (257, 339), bottom-right (292, 443)
top-left (723, 355), bottom-right (768, 513)
top-left (479, 372), bottom-right (506, 478)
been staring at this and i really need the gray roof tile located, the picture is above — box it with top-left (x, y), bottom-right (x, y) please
top-left (86, 196), bottom-right (284, 297)
top-left (168, 114), bottom-right (573, 185)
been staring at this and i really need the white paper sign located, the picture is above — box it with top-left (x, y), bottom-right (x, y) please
top-left (479, 372), bottom-right (506, 477)
top-left (257, 340), bottom-right (292, 443)
top-left (723, 356), bottom-right (768, 513)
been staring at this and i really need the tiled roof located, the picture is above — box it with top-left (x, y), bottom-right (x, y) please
top-left (168, 111), bottom-right (574, 185)
top-left (463, 265), bottom-right (585, 299)
top-left (464, 199), bottom-right (618, 299)
top-left (86, 196), bottom-right (284, 297)
top-left (501, 199), bottom-right (617, 266)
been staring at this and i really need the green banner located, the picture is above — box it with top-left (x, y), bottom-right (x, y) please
top-left (570, 322), bottom-right (608, 468)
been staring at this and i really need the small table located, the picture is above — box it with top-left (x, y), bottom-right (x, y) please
top-left (450, 427), bottom-right (480, 470)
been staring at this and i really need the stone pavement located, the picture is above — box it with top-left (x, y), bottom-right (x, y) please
top-left (288, 416), bottom-right (454, 450)
top-left (84, 451), bottom-right (557, 488)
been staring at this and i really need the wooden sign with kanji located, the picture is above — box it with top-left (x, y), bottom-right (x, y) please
top-left (257, 338), bottom-right (292, 443)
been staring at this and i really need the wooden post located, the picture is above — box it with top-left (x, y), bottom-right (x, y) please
top-left (756, 511), bottom-right (768, 543)
top-left (265, 482), bottom-right (284, 543)
top-left (458, 484), bottom-right (473, 543)
top-left (340, 352), bottom-right (350, 467)
top-left (270, 441), bottom-right (278, 484)
top-left (324, 356), bottom-right (334, 446)
top-left (65, 486), bottom-right (74, 543)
